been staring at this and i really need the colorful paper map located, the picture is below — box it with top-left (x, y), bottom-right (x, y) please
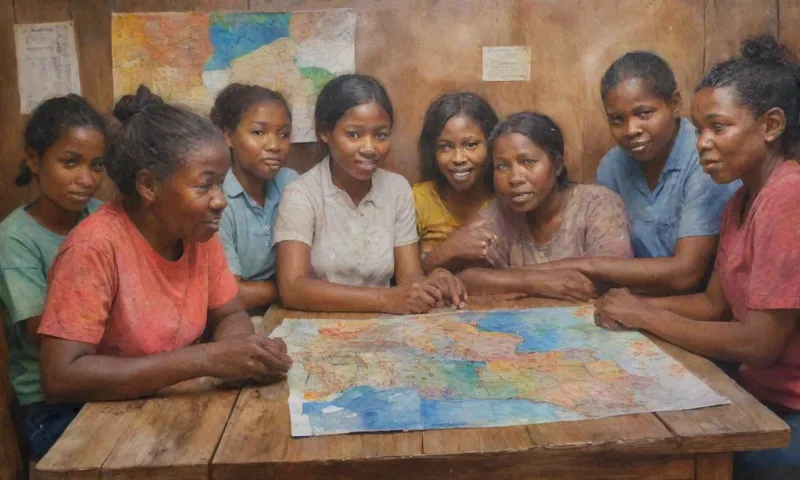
top-left (271, 306), bottom-right (729, 437)
top-left (111, 9), bottom-right (356, 142)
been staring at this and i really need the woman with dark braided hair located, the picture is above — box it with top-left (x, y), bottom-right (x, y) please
top-left (594, 36), bottom-right (800, 479)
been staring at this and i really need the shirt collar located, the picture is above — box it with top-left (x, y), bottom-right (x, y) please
top-left (223, 169), bottom-right (278, 208)
top-left (320, 156), bottom-right (382, 207)
top-left (223, 169), bottom-right (245, 198)
top-left (662, 118), bottom-right (695, 174)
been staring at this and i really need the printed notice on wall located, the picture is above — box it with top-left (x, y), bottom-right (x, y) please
top-left (482, 46), bottom-right (531, 82)
top-left (14, 22), bottom-right (81, 114)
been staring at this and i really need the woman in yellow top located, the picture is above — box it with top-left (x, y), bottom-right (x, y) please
top-left (414, 92), bottom-right (499, 273)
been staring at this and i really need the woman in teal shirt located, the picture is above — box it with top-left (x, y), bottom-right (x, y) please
top-left (0, 94), bottom-right (106, 458)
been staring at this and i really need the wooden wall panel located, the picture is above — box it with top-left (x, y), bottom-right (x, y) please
top-left (580, 0), bottom-right (705, 182)
top-left (779, 0), bottom-right (800, 55)
top-left (13, 0), bottom-right (71, 23)
top-left (0, 0), bottom-right (787, 219)
top-left (705, 0), bottom-right (779, 69)
top-left (0, 0), bottom-right (24, 222)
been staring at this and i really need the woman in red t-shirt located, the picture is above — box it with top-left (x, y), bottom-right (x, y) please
top-left (592, 36), bottom-right (800, 479)
top-left (38, 86), bottom-right (291, 411)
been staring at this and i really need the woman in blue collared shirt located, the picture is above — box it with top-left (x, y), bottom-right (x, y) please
top-left (211, 83), bottom-right (298, 314)
top-left (545, 52), bottom-right (739, 295)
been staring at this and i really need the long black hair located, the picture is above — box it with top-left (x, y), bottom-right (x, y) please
top-left (418, 92), bottom-right (499, 185)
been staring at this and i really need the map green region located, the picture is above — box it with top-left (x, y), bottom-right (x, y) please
top-left (111, 9), bottom-right (356, 142)
top-left (271, 306), bottom-right (729, 437)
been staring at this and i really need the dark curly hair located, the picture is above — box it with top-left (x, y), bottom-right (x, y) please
top-left (697, 35), bottom-right (800, 155)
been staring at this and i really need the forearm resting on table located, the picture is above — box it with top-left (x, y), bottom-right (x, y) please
top-left (279, 276), bottom-right (386, 312)
top-left (642, 293), bottom-right (729, 322)
top-left (639, 308), bottom-right (795, 367)
top-left (40, 338), bottom-right (215, 403)
top-left (570, 256), bottom-right (706, 295)
top-left (235, 278), bottom-right (279, 310)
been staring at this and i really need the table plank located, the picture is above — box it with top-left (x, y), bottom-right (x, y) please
top-left (36, 400), bottom-right (147, 480)
top-left (99, 390), bottom-right (238, 479)
top-left (212, 381), bottom-right (423, 480)
top-left (526, 413), bottom-right (678, 456)
top-left (653, 339), bottom-right (789, 453)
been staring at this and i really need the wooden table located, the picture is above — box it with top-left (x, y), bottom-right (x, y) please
top-left (36, 296), bottom-right (789, 480)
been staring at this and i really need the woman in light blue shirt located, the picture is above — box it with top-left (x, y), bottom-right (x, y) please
top-left (211, 84), bottom-right (298, 314)
top-left (544, 52), bottom-right (739, 295)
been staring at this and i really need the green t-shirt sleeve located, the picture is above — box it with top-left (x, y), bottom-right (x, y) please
top-left (0, 235), bottom-right (48, 325)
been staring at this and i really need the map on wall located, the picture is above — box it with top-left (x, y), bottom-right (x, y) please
top-left (111, 10), bottom-right (356, 142)
top-left (271, 306), bottom-right (729, 437)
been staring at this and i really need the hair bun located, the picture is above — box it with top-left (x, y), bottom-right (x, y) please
top-left (741, 35), bottom-right (789, 66)
top-left (113, 84), bottom-right (164, 123)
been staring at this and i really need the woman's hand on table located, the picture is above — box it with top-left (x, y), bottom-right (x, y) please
top-left (203, 334), bottom-right (292, 382)
top-left (425, 268), bottom-right (468, 309)
top-left (592, 288), bottom-right (653, 331)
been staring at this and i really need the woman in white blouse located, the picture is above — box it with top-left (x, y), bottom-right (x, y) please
top-left (275, 75), bottom-right (466, 314)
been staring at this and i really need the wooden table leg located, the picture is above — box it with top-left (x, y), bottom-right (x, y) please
top-left (696, 452), bottom-right (733, 480)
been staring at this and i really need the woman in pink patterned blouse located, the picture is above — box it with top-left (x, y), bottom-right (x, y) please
top-left (456, 112), bottom-right (633, 301)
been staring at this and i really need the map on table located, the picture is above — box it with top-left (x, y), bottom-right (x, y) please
top-left (271, 306), bottom-right (729, 437)
top-left (111, 9), bottom-right (356, 142)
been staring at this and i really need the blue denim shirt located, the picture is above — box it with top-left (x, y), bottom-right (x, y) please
top-left (219, 168), bottom-right (298, 281)
top-left (596, 118), bottom-right (741, 258)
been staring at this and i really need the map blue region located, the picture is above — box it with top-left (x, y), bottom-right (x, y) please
top-left (205, 13), bottom-right (291, 70)
top-left (273, 307), bottom-right (730, 437)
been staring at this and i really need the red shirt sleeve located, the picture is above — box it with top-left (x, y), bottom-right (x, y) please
top-left (747, 189), bottom-right (800, 311)
top-left (206, 235), bottom-right (239, 310)
top-left (39, 242), bottom-right (117, 344)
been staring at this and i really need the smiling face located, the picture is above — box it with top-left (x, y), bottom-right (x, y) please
top-left (691, 86), bottom-right (780, 185)
top-left (434, 114), bottom-right (490, 193)
top-left (28, 126), bottom-right (106, 213)
top-left (321, 101), bottom-right (392, 182)
top-left (147, 140), bottom-right (231, 243)
top-left (492, 132), bottom-right (562, 213)
top-left (604, 77), bottom-right (680, 164)
top-left (224, 100), bottom-right (291, 181)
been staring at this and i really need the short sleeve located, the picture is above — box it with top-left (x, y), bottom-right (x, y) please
top-left (206, 235), bottom-right (239, 310)
top-left (595, 150), bottom-right (620, 193)
top-left (394, 180), bottom-right (419, 247)
top-left (478, 201), bottom-right (511, 269)
top-left (0, 237), bottom-right (47, 324)
top-left (274, 182), bottom-right (316, 246)
top-left (583, 188), bottom-right (633, 258)
top-left (747, 193), bottom-right (800, 311)
top-left (38, 243), bottom-right (117, 345)
top-left (218, 208), bottom-right (241, 277)
top-left (677, 166), bottom-right (739, 238)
